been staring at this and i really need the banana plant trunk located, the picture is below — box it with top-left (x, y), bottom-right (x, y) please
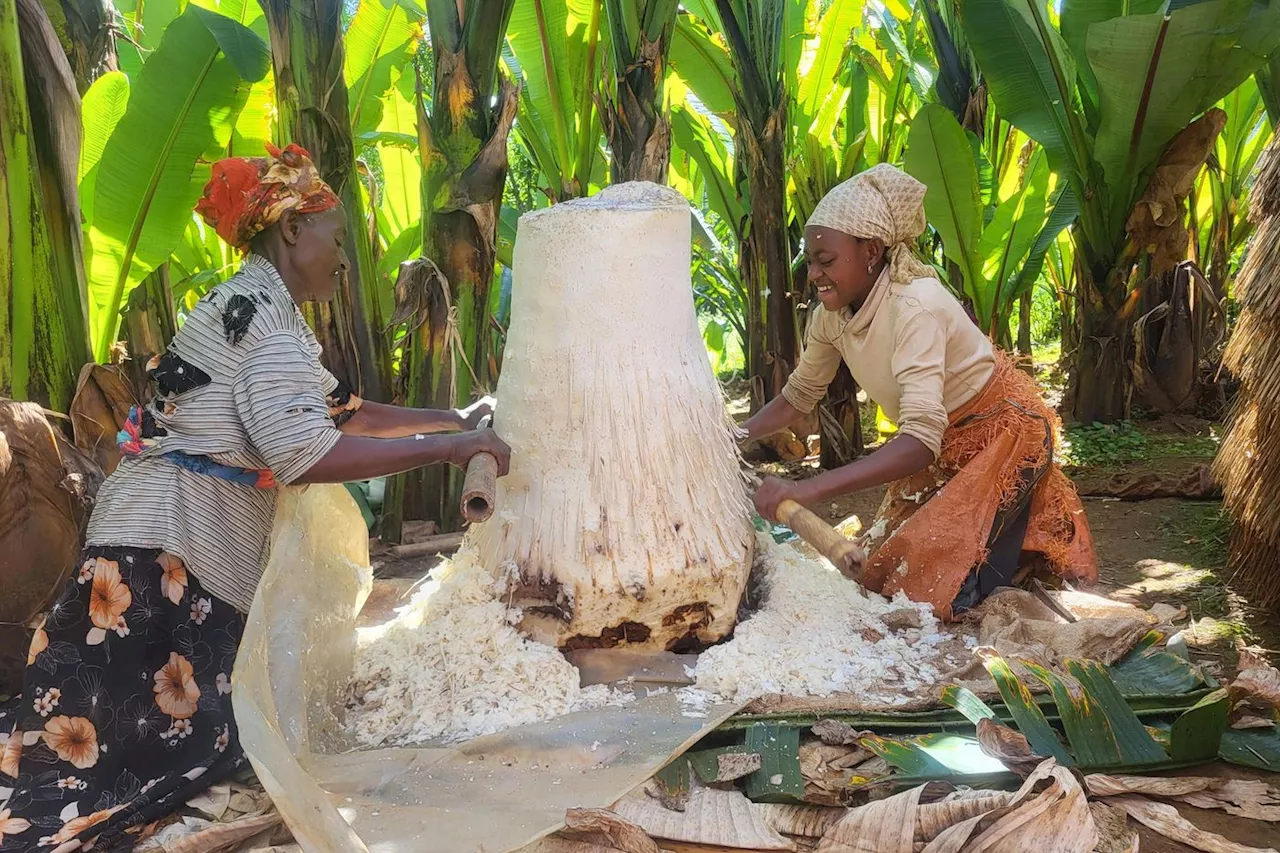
top-left (739, 111), bottom-right (797, 409)
top-left (43, 0), bottom-right (116, 92)
top-left (1070, 260), bottom-right (1132, 424)
top-left (603, 0), bottom-right (678, 184)
top-left (382, 0), bottom-right (517, 540)
top-left (262, 0), bottom-right (391, 403)
top-left (1, 0), bottom-right (91, 413)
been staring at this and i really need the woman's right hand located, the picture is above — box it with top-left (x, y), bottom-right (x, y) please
top-left (447, 430), bottom-right (512, 476)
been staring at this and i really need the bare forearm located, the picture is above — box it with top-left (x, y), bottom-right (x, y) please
top-left (741, 395), bottom-right (806, 441)
top-left (339, 400), bottom-right (463, 438)
top-left (792, 435), bottom-right (934, 505)
top-left (294, 433), bottom-right (463, 484)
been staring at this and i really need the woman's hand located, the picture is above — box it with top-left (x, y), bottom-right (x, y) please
top-left (753, 476), bottom-right (806, 522)
top-left (446, 429), bottom-right (512, 476)
top-left (454, 396), bottom-right (495, 431)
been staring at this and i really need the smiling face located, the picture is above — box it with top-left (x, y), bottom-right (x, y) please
top-left (277, 206), bottom-right (349, 302)
top-left (804, 225), bottom-right (885, 313)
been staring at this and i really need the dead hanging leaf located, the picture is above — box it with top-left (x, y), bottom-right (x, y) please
top-left (1089, 802), bottom-right (1139, 853)
top-left (1126, 109), bottom-right (1229, 276)
top-left (976, 717), bottom-right (1045, 776)
top-left (0, 401), bottom-right (103, 693)
top-left (387, 257), bottom-right (450, 334)
top-left (1087, 775), bottom-right (1280, 823)
top-left (919, 759), bottom-right (1097, 853)
top-left (612, 782), bottom-right (794, 851)
top-left (562, 809), bottom-right (662, 853)
top-left (1108, 795), bottom-right (1279, 853)
top-left (69, 363), bottom-right (137, 475)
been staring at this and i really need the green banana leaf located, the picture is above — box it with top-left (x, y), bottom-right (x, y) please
top-left (669, 13), bottom-right (737, 118)
top-left (505, 0), bottom-right (606, 198)
top-left (77, 71), bottom-right (130, 228)
top-left (671, 102), bottom-right (743, 228)
top-left (977, 151), bottom-right (1051, 329)
top-left (1220, 726), bottom-right (1280, 772)
top-left (792, 0), bottom-right (862, 140)
top-left (345, 0), bottom-right (422, 137)
top-left (1087, 0), bottom-right (1280, 205)
top-left (982, 655), bottom-right (1073, 764)
top-left (903, 103), bottom-right (983, 295)
top-left (862, 732), bottom-right (1008, 778)
top-left (1059, 0), bottom-right (1163, 111)
top-left (114, 0), bottom-right (185, 79)
top-left (961, 0), bottom-right (1082, 178)
top-left (193, 0), bottom-right (272, 159)
top-left (85, 5), bottom-right (269, 361)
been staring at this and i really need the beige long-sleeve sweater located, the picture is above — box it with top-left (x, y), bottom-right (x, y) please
top-left (781, 269), bottom-right (995, 458)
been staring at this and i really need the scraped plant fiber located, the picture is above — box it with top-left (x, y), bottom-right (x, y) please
top-left (1215, 138), bottom-right (1280, 608)
top-left (468, 182), bottom-right (754, 649)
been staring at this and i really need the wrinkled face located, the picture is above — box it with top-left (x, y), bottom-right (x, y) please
top-left (804, 225), bottom-right (883, 313)
top-left (284, 207), bottom-right (349, 302)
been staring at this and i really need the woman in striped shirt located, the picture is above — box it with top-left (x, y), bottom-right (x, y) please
top-left (0, 144), bottom-right (507, 851)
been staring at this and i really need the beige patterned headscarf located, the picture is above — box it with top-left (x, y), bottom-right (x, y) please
top-left (807, 163), bottom-right (936, 286)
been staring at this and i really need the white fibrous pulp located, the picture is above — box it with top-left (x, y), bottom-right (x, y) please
top-left (691, 534), bottom-right (952, 704)
top-left (346, 534), bottom-right (956, 746)
top-left (345, 547), bottom-right (630, 747)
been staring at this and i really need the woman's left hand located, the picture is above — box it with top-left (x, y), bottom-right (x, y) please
top-left (753, 476), bottom-right (805, 523)
top-left (455, 396), bottom-right (496, 430)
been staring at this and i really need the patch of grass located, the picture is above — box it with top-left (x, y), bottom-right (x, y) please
top-left (1059, 422), bottom-right (1220, 467)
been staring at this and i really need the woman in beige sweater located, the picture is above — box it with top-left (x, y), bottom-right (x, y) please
top-left (742, 164), bottom-right (1096, 619)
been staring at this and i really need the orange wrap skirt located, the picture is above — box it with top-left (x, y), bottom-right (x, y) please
top-left (860, 353), bottom-right (1097, 620)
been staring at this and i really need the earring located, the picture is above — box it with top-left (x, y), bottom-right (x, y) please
top-left (867, 262), bottom-right (875, 274)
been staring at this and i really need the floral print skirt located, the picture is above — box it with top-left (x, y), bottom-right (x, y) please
top-left (0, 546), bottom-right (245, 852)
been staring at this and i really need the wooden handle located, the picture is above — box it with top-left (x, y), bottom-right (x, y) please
top-left (775, 499), bottom-right (867, 585)
top-left (460, 451), bottom-right (498, 523)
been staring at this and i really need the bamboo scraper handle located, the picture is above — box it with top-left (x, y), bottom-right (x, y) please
top-left (460, 415), bottom-right (498, 524)
top-left (775, 499), bottom-right (867, 584)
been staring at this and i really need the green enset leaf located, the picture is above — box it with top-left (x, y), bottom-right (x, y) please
top-left (981, 654), bottom-right (1072, 765)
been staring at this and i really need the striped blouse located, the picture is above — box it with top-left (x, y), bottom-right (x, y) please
top-left (87, 256), bottom-right (343, 612)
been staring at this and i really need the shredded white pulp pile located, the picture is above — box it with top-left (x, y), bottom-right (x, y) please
top-left (346, 533), bottom-right (965, 747)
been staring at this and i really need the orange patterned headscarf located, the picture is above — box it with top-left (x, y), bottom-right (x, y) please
top-left (196, 143), bottom-right (341, 252)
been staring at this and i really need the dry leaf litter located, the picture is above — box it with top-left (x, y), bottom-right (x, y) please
top-left (346, 533), bottom-right (967, 746)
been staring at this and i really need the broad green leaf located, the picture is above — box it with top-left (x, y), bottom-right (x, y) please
top-left (1220, 726), bottom-right (1280, 771)
top-left (1109, 646), bottom-right (1207, 697)
top-left (1169, 689), bottom-right (1229, 762)
top-left (115, 0), bottom-right (186, 78)
top-left (862, 733), bottom-right (1008, 777)
top-left (671, 102), bottom-right (743, 230)
top-left (345, 0), bottom-right (421, 136)
top-left (794, 0), bottom-right (862, 132)
top-left (1060, 0), bottom-right (1164, 108)
top-left (1088, 0), bottom-right (1280, 196)
top-left (978, 151), bottom-right (1052, 329)
top-left (195, 0), bottom-right (274, 158)
top-left (962, 0), bottom-right (1083, 178)
top-left (1026, 659), bottom-right (1168, 768)
top-left (904, 104), bottom-right (983, 297)
top-left (939, 685), bottom-right (1000, 723)
top-left (981, 655), bottom-right (1073, 765)
top-left (670, 14), bottom-right (737, 118)
top-left (86, 6), bottom-right (267, 359)
top-left (376, 70), bottom-right (422, 239)
top-left (505, 0), bottom-right (605, 196)
top-left (79, 72), bottom-right (130, 184)
top-left (1006, 182), bottom-right (1079, 304)
top-left (78, 72), bottom-right (131, 229)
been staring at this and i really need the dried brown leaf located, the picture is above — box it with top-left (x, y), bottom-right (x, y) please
top-left (613, 785), bottom-right (795, 851)
top-left (976, 717), bottom-right (1044, 776)
top-left (812, 720), bottom-right (867, 747)
top-left (563, 809), bottom-right (662, 853)
top-left (1109, 796), bottom-right (1279, 853)
top-left (1230, 664), bottom-right (1280, 712)
top-left (1089, 802), bottom-right (1139, 853)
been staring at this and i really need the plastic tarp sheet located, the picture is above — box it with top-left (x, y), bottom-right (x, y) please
top-left (232, 485), bottom-right (739, 853)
